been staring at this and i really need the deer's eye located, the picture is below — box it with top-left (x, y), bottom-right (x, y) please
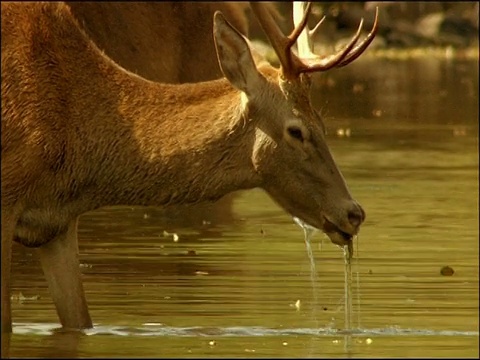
top-left (287, 126), bottom-right (304, 142)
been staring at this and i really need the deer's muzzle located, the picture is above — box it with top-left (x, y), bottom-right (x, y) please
top-left (323, 201), bottom-right (365, 247)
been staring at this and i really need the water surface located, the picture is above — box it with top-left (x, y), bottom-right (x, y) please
top-left (6, 56), bottom-right (479, 358)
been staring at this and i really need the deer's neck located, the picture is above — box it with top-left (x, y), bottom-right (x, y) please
top-left (12, 2), bottom-right (261, 212)
top-left (69, 54), bottom-right (260, 208)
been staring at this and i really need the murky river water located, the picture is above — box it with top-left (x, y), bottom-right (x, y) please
top-left (4, 55), bottom-right (479, 358)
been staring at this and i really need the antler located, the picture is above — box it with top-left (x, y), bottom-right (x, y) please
top-left (294, 2), bottom-right (326, 60)
top-left (250, 1), bottom-right (379, 80)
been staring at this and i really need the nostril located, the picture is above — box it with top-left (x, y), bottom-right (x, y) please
top-left (348, 204), bottom-right (365, 228)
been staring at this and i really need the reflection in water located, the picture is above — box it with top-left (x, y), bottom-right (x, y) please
top-left (7, 57), bottom-right (479, 358)
top-left (313, 56), bottom-right (478, 127)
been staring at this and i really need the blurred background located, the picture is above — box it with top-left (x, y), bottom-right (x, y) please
top-left (250, 2), bottom-right (478, 49)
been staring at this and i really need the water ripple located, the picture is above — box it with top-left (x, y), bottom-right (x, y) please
top-left (12, 323), bottom-right (479, 337)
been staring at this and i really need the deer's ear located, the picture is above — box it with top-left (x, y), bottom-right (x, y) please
top-left (213, 12), bottom-right (265, 96)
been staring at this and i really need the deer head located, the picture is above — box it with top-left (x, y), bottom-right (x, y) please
top-left (213, 2), bottom-right (378, 247)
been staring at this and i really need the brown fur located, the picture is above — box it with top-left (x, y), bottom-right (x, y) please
top-left (66, 2), bottom-right (250, 83)
top-left (63, 2), bottom-right (266, 229)
top-left (1, 2), bottom-right (365, 333)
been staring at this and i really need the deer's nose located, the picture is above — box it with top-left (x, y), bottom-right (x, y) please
top-left (347, 202), bottom-right (365, 229)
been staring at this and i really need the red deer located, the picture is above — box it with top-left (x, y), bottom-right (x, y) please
top-left (1, 1), bottom-right (377, 333)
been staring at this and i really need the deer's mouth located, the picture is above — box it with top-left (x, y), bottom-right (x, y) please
top-left (322, 217), bottom-right (353, 247)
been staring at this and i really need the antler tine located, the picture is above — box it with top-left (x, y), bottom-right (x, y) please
top-left (292, 3), bottom-right (379, 75)
top-left (297, 17), bottom-right (364, 73)
top-left (336, 7), bottom-right (379, 67)
top-left (251, 2), bottom-right (379, 78)
top-left (294, 1), bottom-right (319, 60)
top-left (309, 16), bottom-right (325, 38)
top-left (250, 2), bottom-right (312, 79)
top-left (287, 2), bottom-right (313, 48)
top-left (249, 2), bottom-right (290, 75)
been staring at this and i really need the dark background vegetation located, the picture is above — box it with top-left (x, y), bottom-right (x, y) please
top-left (249, 2), bottom-right (478, 49)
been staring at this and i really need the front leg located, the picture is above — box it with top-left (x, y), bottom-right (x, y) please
top-left (37, 217), bottom-right (92, 330)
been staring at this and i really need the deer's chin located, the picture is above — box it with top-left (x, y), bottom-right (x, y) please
top-left (322, 217), bottom-right (353, 248)
top-left (293, 214), bottom-right (353, 248)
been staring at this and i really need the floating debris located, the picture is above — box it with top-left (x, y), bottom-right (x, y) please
top-left (453, 127), bottom-right (467, 137)
top-left (440, 265), bottom-right (454, 276)
top-left (208, 340), bottom-right (216, 346)
top-left (366, 338), bottom-right (373, 344)
top-left (163, 230), bottom-right (179, 242)
top-left (11, 292), bottom-right (40, 303)
top-left (289, 299), bottom-right (301, 310)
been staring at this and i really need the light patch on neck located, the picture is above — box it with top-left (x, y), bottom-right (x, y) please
top-left (218, 91), bottom-right (250, 137)
top-left (228, 91), bottom-right (250, 130)
top-left (240, 92), bottom-right (249, 115)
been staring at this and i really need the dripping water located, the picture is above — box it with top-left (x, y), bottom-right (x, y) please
top-left (343, 244), bottom-right (353, 331)
top-left (293, 217), bottom-right (319, 326)
top-left (354, 236), bottom-right (361, 328)
top-left (294, 217), bottom-right (363, 351)
top-left (342, 236), bottom-right (363, 352)
top-left (343, 244), bottom-right (353, 352)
